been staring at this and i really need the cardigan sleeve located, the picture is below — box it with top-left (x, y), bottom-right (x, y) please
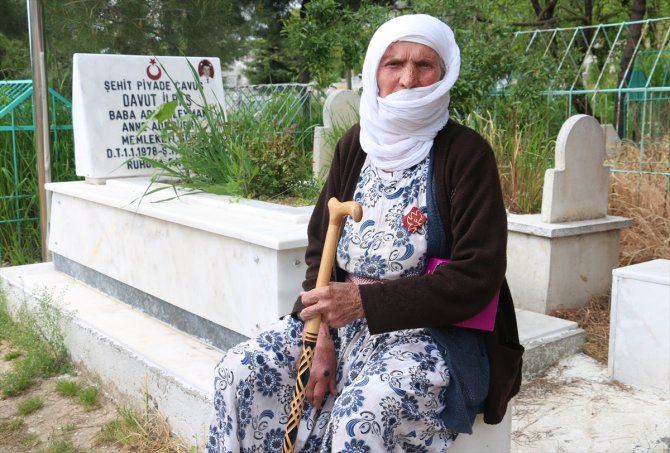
top-left (359, 123), bottom-right (508, 334)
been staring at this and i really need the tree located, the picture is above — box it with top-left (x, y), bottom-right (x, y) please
top-left (616, 0), bottom-right (646, 137)
top-left (43, 0), bottom-right (256, 94)
top-left (0, 0), bottom-right (30, 80)
top-left (283, 0), bottom-right (389, 87)
top-left (242, 0), bottom-right (298, 84)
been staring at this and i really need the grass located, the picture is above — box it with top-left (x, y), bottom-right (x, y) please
top-left (54, 378), bottom-right (99, 411)
top-left (136, 72), bottom-right (321, 206)
top-left (461, 110), bottom-right (558, 214)
top-left (36, 437), bottom-right (78, 453)
top-left (17, 395), bottom-right (44, 415)
top-left (553, 294), bottom-right (611, 364)
top-left (78, 385), bottom-right (99, 411)
top-left (0, 284), bottom-right (195, 452)
top-left (55, 378), bottom-right (81, 397)
top-left (0, 287), bottom-right (71, 397)
top-left (608, 138), bottom-right (670, 266)
top-left (0, 416), bottom-right (26, 441)
top-left (0, 417), bottom-right (41, 448)
top-left (96, 407), bottom-right (193, 452)
top-left (4, 350), bottom-right (21, 360)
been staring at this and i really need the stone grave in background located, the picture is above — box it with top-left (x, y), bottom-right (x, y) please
top-left (312, 89), bottom-right (360, 178)
top-left (506, 115), bottom-right (632, 314)
top-left (609, 259), bottom-right (670, 393)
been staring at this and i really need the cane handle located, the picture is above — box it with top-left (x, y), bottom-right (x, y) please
top-left (308, 198), bottom-right (362, 333)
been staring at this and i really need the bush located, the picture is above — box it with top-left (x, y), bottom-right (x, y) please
top-left (139, 72), bottom-right (320, 204)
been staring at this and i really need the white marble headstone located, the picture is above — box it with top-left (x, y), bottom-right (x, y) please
top-left (72, 54), bottom-right (225, 180)
top-left (322, 89), bottom-right (360, 129)
top-left (313, 90), bottom-right (360, 177)
top-left (541, 115), bottom-right (610, 223)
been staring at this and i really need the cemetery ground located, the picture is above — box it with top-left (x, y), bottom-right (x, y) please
top-left (0, 298), bottom-right (194, 453)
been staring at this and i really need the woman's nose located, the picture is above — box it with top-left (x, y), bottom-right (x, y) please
top-left (399, 65), bottom-right (418, 89)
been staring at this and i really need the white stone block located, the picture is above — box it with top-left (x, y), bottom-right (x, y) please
top-left (541, 115), bottom-right (610, 223)
top-left (609, 259), bottom-right (670, 393)
top-left (72, 53), bottom-right (225, 180)
top-left (507, 213), bottom-right (632, 314)
top-left (450, 409), bottom-right (511, 453)
top-left (322, 89), bottom-right (360, 129)
top-left (47, 179), bottom-right (312, 338)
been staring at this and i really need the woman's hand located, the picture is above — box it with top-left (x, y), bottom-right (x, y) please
top-left (304, 323), bottom-right (337, 409)
top-left (299, 282), bottom-right (364, 328)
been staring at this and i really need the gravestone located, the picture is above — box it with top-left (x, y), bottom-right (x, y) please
top-left (72, 54), bottom-right (224, 181)
top-left (312, 90), bottom-right (360, 178)
top-left (541, 114), bottom-right (609, 223)
top-left (507, 115), bottom-right (632, 313)
top-left (602, 124), bottom-right (621, 158)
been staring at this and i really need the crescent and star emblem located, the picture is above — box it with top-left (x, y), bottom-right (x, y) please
top-left (146, 58), bottom-right (162, 80)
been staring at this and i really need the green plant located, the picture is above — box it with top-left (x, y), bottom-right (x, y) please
top-left (0, 416), bottom-right (41, 448)
top-left (459, 106), bottom-right (559, 214)
top-left (78, 386), bottom-right (99, 411)
top-left (0, 88), bottom-right (77, 266)
top-left (36, 437), bottom-right (78, 453)
top-left (3, 350), bottom-right (21, 360)
top-left (0, 286), bottom-right (71, 397)
top-left (22, 432), bottom-right (41, 448)
top-left (55, 379), bottom-right (81, 397)
top-left (17, 396), bottom-right (44, 415)
top-left (97, 375), bottom-right (195, 452)
top-left (136, 64), bottom-right (320, 205)
top-left (0, 416), bottom-right (25, 437)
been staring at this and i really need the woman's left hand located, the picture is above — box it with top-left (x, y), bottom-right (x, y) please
top-left (299, 282), bottom-right (364, 328)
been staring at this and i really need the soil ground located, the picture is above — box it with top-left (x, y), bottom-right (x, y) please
top-left (511, 353), bottom-right (670, 453)
top-left (0, 340), bottom-right (122, 453)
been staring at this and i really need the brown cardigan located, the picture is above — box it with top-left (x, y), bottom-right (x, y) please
top-left (292, 120), bottom-right (524, 424)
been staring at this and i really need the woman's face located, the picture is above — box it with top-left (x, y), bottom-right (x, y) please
top-left (376, 41), bottom-right (442, 98)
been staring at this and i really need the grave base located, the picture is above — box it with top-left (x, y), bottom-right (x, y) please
top-left (507, 213), bottom-right (632, 314)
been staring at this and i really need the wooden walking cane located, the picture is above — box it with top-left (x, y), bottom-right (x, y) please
top-left (282, 197), bottom-right (362, 453)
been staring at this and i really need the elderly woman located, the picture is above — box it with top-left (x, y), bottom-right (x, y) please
top-left (207, 14), bottom-right (523, 452)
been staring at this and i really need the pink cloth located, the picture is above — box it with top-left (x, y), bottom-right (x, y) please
top-left (346, 260), bottom-right (498, 331)
top-left (425, 258), bottom-right (498, 331)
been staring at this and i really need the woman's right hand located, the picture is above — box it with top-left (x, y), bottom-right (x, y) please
top-left (304, 323), bottom-right (337, 410)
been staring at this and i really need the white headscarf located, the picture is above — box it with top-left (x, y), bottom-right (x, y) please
top-left (359, 14), bottom-right (461, 172)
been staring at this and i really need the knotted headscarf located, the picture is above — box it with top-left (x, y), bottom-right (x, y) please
top-left (359, 14), bottom-right (461, 171)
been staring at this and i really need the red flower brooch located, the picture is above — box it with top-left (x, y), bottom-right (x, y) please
top-left (402, 206), bottom-right (427, 233)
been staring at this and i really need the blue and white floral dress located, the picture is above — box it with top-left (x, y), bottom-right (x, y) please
top-left (207, 155), bottom-right (457, 452)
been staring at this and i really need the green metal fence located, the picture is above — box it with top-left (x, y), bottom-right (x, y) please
top-left (0, 80), bottom-right (74, 263)
top-left (223, 82), bottom-right (325, 125)
top-left (513, 17), bottom-right (670, 208)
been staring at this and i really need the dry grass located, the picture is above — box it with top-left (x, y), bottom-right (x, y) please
top-left (609, 138), bottom-right (670, 266)
top-left (96, 406), bottom-right (192, 452)
top-left (551, 294), bottom-right (611, 363)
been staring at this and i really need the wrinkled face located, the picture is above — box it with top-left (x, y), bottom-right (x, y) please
top-left (376, 41), bottom-right (443, 98)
